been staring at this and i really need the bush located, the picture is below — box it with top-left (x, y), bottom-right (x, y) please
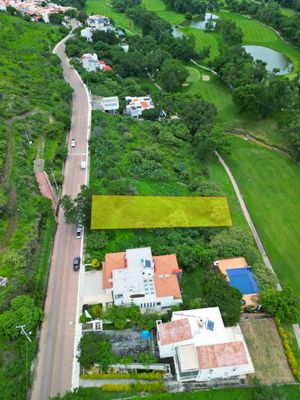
top-left (80, 371), bottom-right (165, 380)
top-left (275, 318), bottom-right (300, 381)
top-left (101, 381), bottom-right (165, 392)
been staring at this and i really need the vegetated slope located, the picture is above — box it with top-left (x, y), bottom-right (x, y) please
top-left (223, 135), bottom-right (300, 298)
top-left (0, 14), bottom-right (71, 400)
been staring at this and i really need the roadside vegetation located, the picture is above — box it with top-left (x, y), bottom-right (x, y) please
top-left (0, 14), bottom-right (71, 399)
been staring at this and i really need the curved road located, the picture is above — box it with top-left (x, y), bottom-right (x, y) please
top-left (31, 31), bottom-right (90, 400)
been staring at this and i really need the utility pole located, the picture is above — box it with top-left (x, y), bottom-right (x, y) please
top-left (16, 325), bottom-right (32, 343)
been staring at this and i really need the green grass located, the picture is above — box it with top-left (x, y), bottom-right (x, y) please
top-left (222, 136), bottom-right (300, 300)
top-left (280, 7), bottom-right (296, 17)
top-left (142, 0), bottom-right (184, 24)
top-left (134, 385), bottom-right (300, 399)
top-left (86, 0), bottom-right (137, 32)
top-left (217, 11), bottom-right (300, 77)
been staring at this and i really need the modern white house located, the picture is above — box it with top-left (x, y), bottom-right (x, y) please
top-left (102, 247), bottom-right (183, 312)
top-left (87, 15), bottom-right (115, 31)
top-left (80, 27), bottom-right (94, 42)
top-left (80, 53), bottom-right (112, 72)
top-left (156, 307), bottom-right (254, 383)
top-left (124, 96), bottom-right (155, 119)
top-left (97, 96), bottom-right (119, 113)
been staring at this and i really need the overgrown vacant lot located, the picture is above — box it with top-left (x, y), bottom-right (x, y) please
top-left (240, 318), bottom-right (294, 384)
top-left (223, 136), bottom-right (300, 298)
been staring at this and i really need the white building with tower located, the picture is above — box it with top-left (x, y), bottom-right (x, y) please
top-left (102, 247), bottom-right (183, 312)
top-left (156, 307), bottom-right (254, 383)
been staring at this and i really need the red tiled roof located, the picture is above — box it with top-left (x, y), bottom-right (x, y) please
top-left (102, 252), bottom-right (125, 289)
top-left (153, 254), bottom-right (182, 299)
top-left (197, 342), bottom-right (248, 369)
top-left (158, 318), bottom-right (192, 345)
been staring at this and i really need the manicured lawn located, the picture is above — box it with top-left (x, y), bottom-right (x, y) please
top-left (86, 0), bottom-right (137, 31)
top-left (218, 11), bottom-right (300, 77)
top-left (280, 7), bottom-right (296, 16)
top-left (142, 0), bottom-right (184, 24)
top-left (222, 136), bottom-right (300, 300)
top-left (181, 27), bottom-right (221, 59)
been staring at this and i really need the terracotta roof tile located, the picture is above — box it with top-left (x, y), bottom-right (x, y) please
top-left (197, 342), bottom-right (248, 369)
top-left (153, 254), bottom-right (182, 299)
top-left (158, 318), bottom-right (192, 345)
top-left (102, 252), bottom-right (125, 289)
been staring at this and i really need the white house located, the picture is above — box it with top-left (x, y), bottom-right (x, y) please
top-left (80, 27), bottom-right (94, 42)
top-left (156, 307), bottom-right (254, 383)
top-left (102, 247), bottom-right (183, 312)
top-left (124, 96), bottom-right (155, 119)
top-left (87, 15), bottom-right (115, 32)
top-left (80, 53), bottom-right (112, 72)
top-left (97, 96), bottom-right (119, 113)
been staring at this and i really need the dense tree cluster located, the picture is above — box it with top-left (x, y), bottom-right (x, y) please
top-left (215, 19), bottom-right (243, 45)
top-left (164, 0), bottom-right (206, 16)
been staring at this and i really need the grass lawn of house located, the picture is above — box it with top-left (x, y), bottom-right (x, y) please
top-left (240, 318), bottom-right (294, 384)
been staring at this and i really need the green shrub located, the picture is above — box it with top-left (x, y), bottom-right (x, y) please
top-left (275, 318), bottom-right (300, 381)
top-left (80, 371), bottom-right (165, 380)
top-left (101, 381), bottom-right (165, 392)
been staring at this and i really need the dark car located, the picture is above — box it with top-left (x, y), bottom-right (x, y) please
top-left (73, 256), bottom-right (81, 271)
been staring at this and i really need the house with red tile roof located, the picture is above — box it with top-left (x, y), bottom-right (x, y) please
top-left (102, 247), bottom-right (182, 312)
top-left (124, 96), bottom-right (154, 119)
top-left (156, 307), bottom-right (254, 382)
top-left (80, 53), bottom-right (112, 73)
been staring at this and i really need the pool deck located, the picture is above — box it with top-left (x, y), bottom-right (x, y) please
top-left (215, 257), bottom-right (259, 307)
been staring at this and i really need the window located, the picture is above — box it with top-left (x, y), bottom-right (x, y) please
top-left (114, 294), bottom-right (123, 299)
top-left (157, 302), bottom-right (161, 306)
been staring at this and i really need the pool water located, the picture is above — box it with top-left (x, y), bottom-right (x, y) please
top-left (226, 267), bottom-right (259, 295)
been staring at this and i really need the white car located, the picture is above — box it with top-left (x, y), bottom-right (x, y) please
top-left (71, 138), bottom-right (76, 148)
top-left (80, 161), bottom-right (86, 169)
top-left (76, 226), bottom-right (82, 239)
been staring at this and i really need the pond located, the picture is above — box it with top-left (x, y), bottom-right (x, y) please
top-left (243, 45), bottom-right (292, 75)
top-left (189, 13), bottom-right (219, 30)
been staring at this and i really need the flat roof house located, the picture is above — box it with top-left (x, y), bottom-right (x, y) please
top-left (124, 96), bottom-right (154, 119)
top-left (87, 15), bottom-right (115, 32)
top-left (157, 307), bottom-right (254, 382)
top-left (102, 247), bottom-right (183, 312)
top-left (92, 96), bottom-right (119, 113)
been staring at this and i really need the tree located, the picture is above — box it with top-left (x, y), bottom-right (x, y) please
top-left (178, 98), bottom-right (217, 135)
top-left (77, 332), bottom-right (114, 370)
top-left (284, 115), bottom-right (300, 161)
top-left (49, 12), bottom-right (65, 25)
top-left (200, 270), bottom-right (242, 325)
top-left (158, 59), bottom-right (188, 92)
top-left (260, 287), bottom-right (298, 322)
top-left (0, 295), bottom-right (42, 338)
top-left (142, 108), bottom-right (161, 120)
top-left (195, 126), bottom-right (229, 159)
top-left (59, 185), bottom-right (92, 227)
top-left (77, 11), bottom-right (87, 23)
top-left (210, 227), bottom-right (259, 264)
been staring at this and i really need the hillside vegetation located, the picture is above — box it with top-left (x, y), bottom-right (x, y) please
top-left (0, 14), bottom-right (71, 400)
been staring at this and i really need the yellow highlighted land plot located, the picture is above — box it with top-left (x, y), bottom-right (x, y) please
top-left (91, 195), bottom-right (232, 230)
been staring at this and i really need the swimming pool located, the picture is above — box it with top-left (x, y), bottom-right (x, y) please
top-left (226, 268), bottom-right (259, 295)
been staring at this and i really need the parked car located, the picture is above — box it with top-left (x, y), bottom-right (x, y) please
top-left (73, 256), bottom-right (81, 271)
top-left (71, 138), bottom-right (76, 148)
top-left (76, 226), bottom-right (82, 239)
top-left (80, 161), bottom-right (86, 169)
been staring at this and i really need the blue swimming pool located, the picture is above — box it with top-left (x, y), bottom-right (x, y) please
top-left (226, 268), bottom-right (259, 295)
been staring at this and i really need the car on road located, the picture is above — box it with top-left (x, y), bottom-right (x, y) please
top-left (71, 138), bottom-right (76, 148)
top-left (76, 226), bottom-right (82, 239)
top-left (80, 161), bottom-right (86, 169)
top-left (73, 256), bottom-right (81, 271)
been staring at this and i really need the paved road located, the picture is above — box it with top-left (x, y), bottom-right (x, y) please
top-left (31, 32), bottom-right (90, 400)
